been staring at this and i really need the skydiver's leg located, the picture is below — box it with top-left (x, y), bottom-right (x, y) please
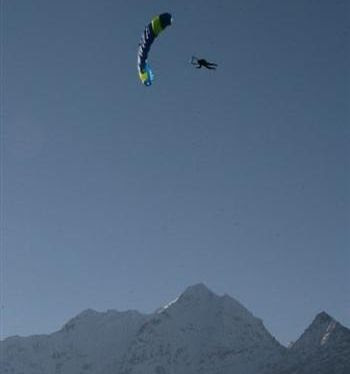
top-left (203, 65), bottom-right (216, 70)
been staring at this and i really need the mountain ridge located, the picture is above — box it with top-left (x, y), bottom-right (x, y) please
top-left (1, 283), bottom-right (349, 374)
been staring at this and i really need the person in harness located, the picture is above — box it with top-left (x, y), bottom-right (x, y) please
top-left (191, 56), bottom-right (218, 70)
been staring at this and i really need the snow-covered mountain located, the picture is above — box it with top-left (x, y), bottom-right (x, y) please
top-left (1, 284), bottom-right (349, 374)
top-left (120, 283), bottom-right (284, 374)
top-left (0, 309), bottom-right (147, 374)
top-left (268, 311), bottom-right (350, 374)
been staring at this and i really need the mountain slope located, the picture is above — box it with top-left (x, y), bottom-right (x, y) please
top-left (120, 284), bottom-right (285, 374)
top-left (0, 309), bottom-right (147, 374)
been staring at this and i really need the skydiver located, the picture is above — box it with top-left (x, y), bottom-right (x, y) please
top-left (191, 56), bottom-right (217, 70)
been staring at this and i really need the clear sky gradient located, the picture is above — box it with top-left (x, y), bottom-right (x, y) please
top-left (1, 0), bottom-right (349, 345)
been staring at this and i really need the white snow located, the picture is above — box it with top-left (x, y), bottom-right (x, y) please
top-left (1, 286), bottom-right (349, 374)
top-left (157, 297), bottom-right (179, 313)
top-left (320, 320), bottom-right (337, 346)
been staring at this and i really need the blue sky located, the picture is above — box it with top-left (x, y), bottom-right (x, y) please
top-left (1, 0), bottom-right (349, 345)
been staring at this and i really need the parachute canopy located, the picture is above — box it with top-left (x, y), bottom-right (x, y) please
top-left (137, 13), bottom-right (173, 86)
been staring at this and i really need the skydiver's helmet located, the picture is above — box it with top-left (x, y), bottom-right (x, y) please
top-left (190, 56), bottom-right (199, 65)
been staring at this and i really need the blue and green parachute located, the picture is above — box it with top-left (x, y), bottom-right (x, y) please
top-left (137, 13), bottom-right (173, 86)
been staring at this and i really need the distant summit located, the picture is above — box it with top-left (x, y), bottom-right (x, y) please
top-left (180, 282), bottom-right (214, 298)
top-left (291, 311), bottom-right (345, 352)
top-left (268, 311), bottom-right (350, 374)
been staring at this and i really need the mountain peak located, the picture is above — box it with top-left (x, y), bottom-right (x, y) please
top-left (122, 283), bottom-right (285, 374)
top-left (313, 311), bottom-right (334, 324)
top-left (181, 283), bottom-right (214, 297)
top-left (279, 313), bottom-right (350, 374)
top-left (290, 312), bottom-right (342, 354)
top-left (157, 283), bottom-right (261, 332)
top-left (175, 283), bottom-right (218, 307)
